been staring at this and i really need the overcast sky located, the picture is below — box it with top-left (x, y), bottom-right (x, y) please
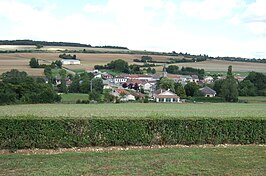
top-left (0, 0), bottom-right (266, 58)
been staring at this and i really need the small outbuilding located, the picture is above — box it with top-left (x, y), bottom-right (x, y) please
top-left (199, 86), bottom-right (216, 97)
top-left (61, 59), bottom-right (80, 65)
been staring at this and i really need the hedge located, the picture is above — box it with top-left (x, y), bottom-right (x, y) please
top-left (0, 118), bottom-right (265, 150)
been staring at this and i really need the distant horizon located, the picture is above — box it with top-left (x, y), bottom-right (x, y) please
top-left (1, 39), bottom-right (266, 60)
top-left (1, 0), bottom-right (266, 58)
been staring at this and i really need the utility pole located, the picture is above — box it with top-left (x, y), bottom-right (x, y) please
top-left (90, 79), bottom-right (93, 92)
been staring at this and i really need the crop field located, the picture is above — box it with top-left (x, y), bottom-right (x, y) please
top-left (0, 45), bottom-right (129, 52)
top-left (0, 146), bottom-right (265, 175)
top-left (1, 50), bottom-right (265, 76)
top-left (177, 59), bottom-right (266, 73)
top-left (0, 103), bottom-right (265, 119)
top-left (0, 53), bottom-right (172, 76)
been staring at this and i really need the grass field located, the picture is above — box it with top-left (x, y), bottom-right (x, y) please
top-left (0, 146), bottom-right (265, 175)
top-left (239, 96), bottom-right (266, 103)
top-left (61, 93), bottom-right (89, 104)
top-left (0, 103), bottom-right (265, 119)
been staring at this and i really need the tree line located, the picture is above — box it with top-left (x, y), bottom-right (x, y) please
top-left (0, 69), bottom-right (61, 105)
top-left (94, 59), bottom-right (156, 74)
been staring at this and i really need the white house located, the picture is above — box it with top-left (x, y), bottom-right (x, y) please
top-left (61, 59), bottom-right (80, 65)
top-left (153, 89), bottom-right (180, 103)
top-left (113, 77), bottom-right (128, 84)
top-left (204, 76), bottom-right (214, 83)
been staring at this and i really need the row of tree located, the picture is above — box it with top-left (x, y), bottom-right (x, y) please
top-left (214, 71), bottom-right (266, 97)
top-left (29, 58), bottom-right (62, 69)
top-left (166, 65), bottom-right (205, 79)
top-left (0, 69), bottom-right (61, 105)
top-left (94, 59), bottom-right (155, 74)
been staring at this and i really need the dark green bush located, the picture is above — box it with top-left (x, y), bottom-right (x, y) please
top-left (0, 118), bottom-right (265, 150)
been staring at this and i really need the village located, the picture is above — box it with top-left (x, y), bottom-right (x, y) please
top-left (55, 57), bottom-right (247, 103)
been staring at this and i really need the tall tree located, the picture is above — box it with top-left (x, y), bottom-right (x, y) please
top-left (221, 65), bottom-right (238, 102)
top-left (29, 58), bottom-right (39, 68)
top-left (69, 74), bottom-right (80, 93)
top-left (174, 83), bottom-right (186, 98)
top-left (158, 78), bottom-right (175, 92)
top-left (184, 82), bottom-right (199, 97)
top-left (244, 71), bottom-right (266, 95)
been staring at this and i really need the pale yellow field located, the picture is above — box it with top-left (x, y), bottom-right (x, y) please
top-left (176, 60), bottom-right (266, 73)
top-left (0, 52), bottom-right (265, 76)
top-left (0, 53), bottom-right (172, 75)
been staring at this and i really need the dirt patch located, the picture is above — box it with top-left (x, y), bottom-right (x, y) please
top-left (1, 144), bottom-right (265, 155)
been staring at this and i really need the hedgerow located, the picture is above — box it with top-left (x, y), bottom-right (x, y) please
top-left (0, 118), bottom-right (265, 150)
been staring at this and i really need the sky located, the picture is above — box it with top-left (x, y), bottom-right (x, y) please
top-left (0, 0), bottom-right (266, 58)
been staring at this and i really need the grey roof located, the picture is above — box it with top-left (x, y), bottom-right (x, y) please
top-left (199, 86), bottom-right (216, 95)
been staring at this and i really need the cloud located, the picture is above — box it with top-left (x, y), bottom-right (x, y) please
top-left (237, 0), bottom-right (266, 35)
top-left (179, 0), bottom-right (244, 20)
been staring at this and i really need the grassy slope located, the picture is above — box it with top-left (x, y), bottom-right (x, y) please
top-left (0, 146), bottom-right (265, 176)
top-left (0, 103), bottom-right (266, 119)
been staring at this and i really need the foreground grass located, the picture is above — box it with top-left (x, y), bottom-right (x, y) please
top-left (0, 103), bottom-right (266, 119)
top-left (61, 93), bottom-right (89, 104)
top-left (239, 96), bottom-right (266, 103)
top-left (0, 146), bottom-right (265, 176)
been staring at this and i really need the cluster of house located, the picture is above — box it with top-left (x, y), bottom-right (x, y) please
top-left (83, 69), bottom-right (223, 103)
top-left (53, 66), bottom-right (245, 103)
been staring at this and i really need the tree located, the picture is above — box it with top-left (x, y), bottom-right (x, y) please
top-left (141, 56), bottom-right (152, 62)
top-left (166, 65), bottom-right (179, 74)
top-left (122, 83), bottom-right (128, 88)
top-left (44, 66), bottom-right (52, 83)
top-left (2, 69), bottom-right (28, 84)
top-left (221, 66), bottom-right (238, 102)
top-left (151, 68), bottom-right (156, 74)
top-left (184, 82), bottom-right (199, 97)
top-left (91, 78), bottom-right (104, 94)
top-left (69, 74), bottom-right (80, 93)
top-left (213, 79), bottom-right (224, 96)
top-left (238, 80), bottom-right (256, 96)
top-left (89, 90), bottom-right (101, 102)
top-left (244, 71), bottom-right (266, 95)
top-left (58, 69), bottom-right (67, 93)
top-left (0, 69), bottom-right (61, 104)
top-left (107, 59), bottom-right (129, 73)
top-left (174, 83), bottom-right (186, 98)
top-left (158, 78), bottom-right (175, 92)
top-left (133, 83), bottom-right (139, 91)
top-left (29, 58), bottom-right (39, 68)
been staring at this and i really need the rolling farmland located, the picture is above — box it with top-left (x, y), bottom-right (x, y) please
top-left (0, 52), bottom-right (266, 76)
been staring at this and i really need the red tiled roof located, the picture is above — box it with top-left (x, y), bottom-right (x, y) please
top-left (115, 89), bottom-right (130, 95)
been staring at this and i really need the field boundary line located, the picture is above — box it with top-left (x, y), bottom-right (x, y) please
top-left (1, 144), bottom-right (265, 155)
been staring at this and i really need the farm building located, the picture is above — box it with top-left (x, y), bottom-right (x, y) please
top-left (111, 89), bottom-right (136, 101)
top-left (199, 86), bottom-right (216, 97)
top-left (61, 59), bottom-right (80, 65)
top-left (153, 89), bottom-right (180, 103)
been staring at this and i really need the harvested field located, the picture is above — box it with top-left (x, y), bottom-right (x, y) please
top-left (177, 59), bottom-right (266, 73)
top-left (0, 52), bottom-right (265, 76)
